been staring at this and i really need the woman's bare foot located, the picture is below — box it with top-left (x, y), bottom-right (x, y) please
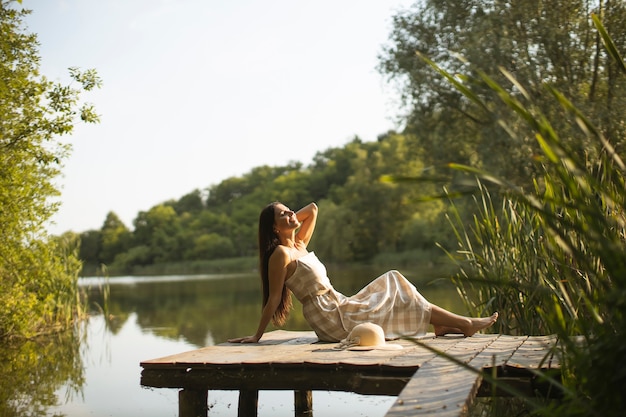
top-left (462, 312), bottom-right (499, 337)
top-left (430, 306), bottom-right (499, 337)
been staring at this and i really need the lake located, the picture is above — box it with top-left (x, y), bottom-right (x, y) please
top-left (2, 264), bottom-right (465, 417)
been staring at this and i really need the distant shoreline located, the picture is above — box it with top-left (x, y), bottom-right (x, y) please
top-left (80, 249), bottom-right (455, 280)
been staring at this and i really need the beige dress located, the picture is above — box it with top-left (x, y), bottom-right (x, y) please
top-left (285, 251), bottom-right (432, 342)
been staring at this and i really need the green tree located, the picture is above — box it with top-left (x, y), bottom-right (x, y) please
top-left (187, 233), bottom-right (236, 260)
top-left (132, 204), bottom-right (181, 264)
top-left (379, 0), bottom-right (626, 187)
top-left (309, 137), bottom-right (367, 204)
top-left (205, 162), bottom-right (316, 256)
top-left (170, 189), bottom-right (205, 215)
top-left (0, 1), bottom-right (101, 338)
top-left (99, 211), bottom-right (131, 264)
top-left (313, 134), bottom-right (430, 261)
top-left (179, 210), bottom-right (235, 261)
top-left (312, 200), bottom-right (354, 262)
top-left (78, 229), bottom-right (102, 268)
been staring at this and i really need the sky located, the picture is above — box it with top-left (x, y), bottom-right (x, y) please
top-left (22, 0), bottom-right (415, 235)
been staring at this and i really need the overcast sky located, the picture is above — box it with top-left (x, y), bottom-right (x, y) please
top-left (23, 0), bottom-right (414, 234)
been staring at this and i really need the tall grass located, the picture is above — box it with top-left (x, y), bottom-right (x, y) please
top-left (413, 14), bottom-right (626, 417)
top-left (444, 181), bottom-right (562, 336)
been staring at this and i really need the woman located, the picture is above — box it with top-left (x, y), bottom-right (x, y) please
top-left (228, 202), bottom-right (498, 343)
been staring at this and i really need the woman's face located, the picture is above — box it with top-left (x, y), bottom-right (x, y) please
top-left (273, 203), bottom-right (300, 232)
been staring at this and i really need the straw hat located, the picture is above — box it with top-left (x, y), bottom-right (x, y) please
top-left (336, 323), bottom-right (403, 351)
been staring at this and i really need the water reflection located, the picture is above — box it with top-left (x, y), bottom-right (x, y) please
top-left (84, 267), bottom-right (462, 347)
top-left (84, 272), bottom-right (305, 346)
top-left (50, 314), bottom-right (203, 417)
top-left (0, 329), bottom-right (84, 417)
top-left (3, 267), bottom-right (463, 417)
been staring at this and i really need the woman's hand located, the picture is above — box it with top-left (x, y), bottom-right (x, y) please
top-left (227, 335), bottom-right (261, 343)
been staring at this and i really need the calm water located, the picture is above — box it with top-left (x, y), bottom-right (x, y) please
top-left (2, 265), bottom-right (465, 417)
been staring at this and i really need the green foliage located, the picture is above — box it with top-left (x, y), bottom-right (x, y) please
top-left (80, 134), bottom-right (450, 274)
top-left (0, 231), bottom-right (88, 339)
top-left (379, 0), bottom-right (626, 187)
top-left (323, 133), bottom-right (430, 260)
top-left (99, 211), bottom-right (131, 264)
top-left (0, 1), bottom-right (100, 339)
top-left (0, 329), bottom-right (85, 417)
top-left (426, 15), bottom-right (626, 416)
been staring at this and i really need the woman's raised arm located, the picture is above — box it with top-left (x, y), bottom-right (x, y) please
top-left (295, 202), bottom-right (318, 247)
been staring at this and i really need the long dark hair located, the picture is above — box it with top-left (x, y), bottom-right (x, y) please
top-left (258, 202), bottom-right (293, 327)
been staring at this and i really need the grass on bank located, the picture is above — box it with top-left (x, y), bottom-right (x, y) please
top-left (80, 247), bottom-right (454, 278)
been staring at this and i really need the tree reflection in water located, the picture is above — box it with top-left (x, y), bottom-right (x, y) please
top-left (1, 267), bottom-right (460, 416)
top-left (0, 328), bottom-right (84, 417)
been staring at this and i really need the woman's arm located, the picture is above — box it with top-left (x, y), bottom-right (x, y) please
top-left (295, 202), bottom-right (318, 247)
top-left (227, 247), bottom-right (290, 343)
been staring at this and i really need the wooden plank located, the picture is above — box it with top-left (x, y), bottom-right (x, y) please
top-left (385, 334), bottom-right (564, 416)
top-left (437, 334), bottom-right (500, 362)
top-left (141, 363), bottom-right (416, 395)
top-left (505, 335), bottom-right (558, 369)
top-left (253, 330), bottom-right (319, 345)
top-left (141, 331), bottom-right (317, 366)
top-left (386, 335), bottom-right (463, 368)
top-left (470, 335), bottom-right (527, 369)
top-left (385, 361), bottom-right (478, 417)
top-left (386, 334), bottom-right (499, 417)
top-left (141, 344), bottom-right (313, 367)
top-left (486, 335), bottom-right (562, 399)
top-left (141, 339), bottom-right (423, 376)
top-left (306, 349), bottom-right (408, 366)
top-left (142, 339), bottom-right (413, 369)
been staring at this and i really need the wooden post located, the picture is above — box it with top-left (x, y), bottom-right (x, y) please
top-left (294, 390), bottom-right (313, 416)
top-left (179, 389), bottom-right (207, 417)
top-left (238, 389), bottom-right (259, 417)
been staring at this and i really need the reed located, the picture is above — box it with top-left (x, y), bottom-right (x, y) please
top-left (415, 14), bottom-right (626, 416)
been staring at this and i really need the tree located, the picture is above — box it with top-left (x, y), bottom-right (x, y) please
top-left (378, 0), bottom-right (626, 187)
top-left (132, 204), bottom-right (181, 264)
top-left (186, 233), bottom-right (236, 260)
top-left (169, 189), bottom-right (205, 215)
top-left (0, 1), bottom-right (101, 338)
top-left (99, 212), bottom-right (131, 264)
top-left (78, 229), bottom-right (102, 266)
top-left (312, 134), bottom-right (430, 261)
top-left (179, 210), bottom-right (235, 261)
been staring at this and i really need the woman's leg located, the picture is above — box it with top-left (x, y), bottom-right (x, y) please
top-left (429, 305), bottom-right (498, 337)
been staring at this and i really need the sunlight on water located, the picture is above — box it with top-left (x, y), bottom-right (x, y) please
top-left (78, 273), bottom-right (250, 287)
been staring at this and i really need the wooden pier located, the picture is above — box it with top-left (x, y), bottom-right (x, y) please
top-left (140, 330), bottom-right (561, 417)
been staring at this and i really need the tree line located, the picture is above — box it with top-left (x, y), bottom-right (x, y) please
top-left (78, 133), bottom-right (453, 275)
